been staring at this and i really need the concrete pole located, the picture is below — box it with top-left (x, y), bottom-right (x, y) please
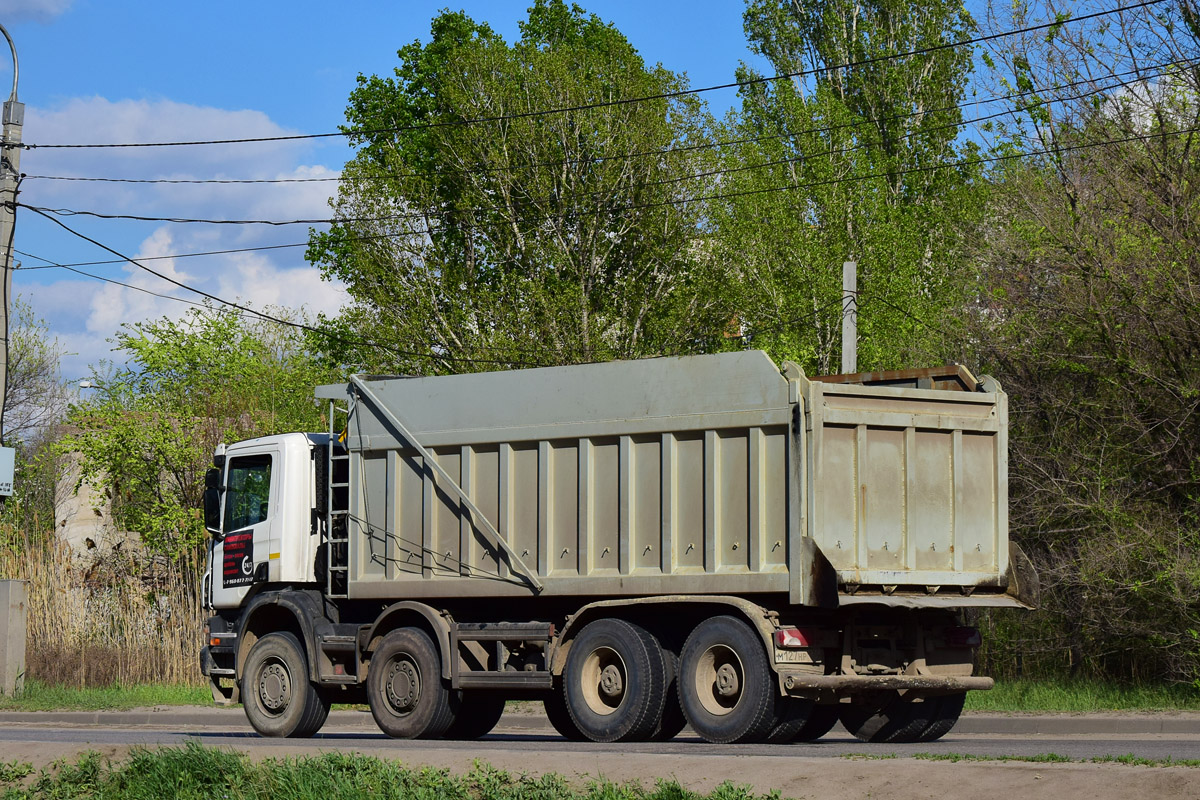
top-left (0, 24), bottom-right (20, 446)
top-left (0, 580), bottom-right (26, 696)
top-left (841, 260), bottom-right (857, 375)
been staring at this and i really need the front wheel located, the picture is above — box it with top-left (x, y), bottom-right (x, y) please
top-left (241, 632), bottom-right (330, 738)
top-left (367, 627), bottom-right (457, 739)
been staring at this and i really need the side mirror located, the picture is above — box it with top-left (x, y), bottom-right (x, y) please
top-left (203, 468), bottom-right (223, 537)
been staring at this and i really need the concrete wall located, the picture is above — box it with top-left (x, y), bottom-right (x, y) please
top-left (0, 580), bottom-right (25, 696)
top-left (55, 453), bottom-right (124, 554)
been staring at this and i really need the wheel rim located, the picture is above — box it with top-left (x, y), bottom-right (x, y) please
top-left (384, 655), bottom-right (421, 715)
top-left (258, 658), bottom-right (292, 714)
top-left (694, 644), bottom-right (743, 716)
top-left (580, 645), bottom-right (627, 716)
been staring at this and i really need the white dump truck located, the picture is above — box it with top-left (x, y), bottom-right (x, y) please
top-left (200, 350), bottom-right (1035, 744)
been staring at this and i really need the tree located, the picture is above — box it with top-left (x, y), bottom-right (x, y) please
top-left (60, 306), bottom-right (336, 555)
top-left (308, 0), bottom-right (727, 375)
top-left (975, 0), bottom-right (1200, 682)
top-left (711, 0), bottom-right (985, 373)
top-left (0, 299), bottom-right (71, 551)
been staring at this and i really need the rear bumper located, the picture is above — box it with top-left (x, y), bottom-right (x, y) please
top-left (780, 672), bottom-right (993, 698)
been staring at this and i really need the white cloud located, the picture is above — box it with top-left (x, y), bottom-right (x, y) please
top-left (0, 0), bottom-right (72, 23)
top-left (18, 96), bottom-right (351, 380)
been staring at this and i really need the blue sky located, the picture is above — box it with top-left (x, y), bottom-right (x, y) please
top-left (0, 0), bottom-right (775, 382)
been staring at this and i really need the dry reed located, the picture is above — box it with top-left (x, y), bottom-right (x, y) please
top-left (0, 532), bottom-right (205, 687)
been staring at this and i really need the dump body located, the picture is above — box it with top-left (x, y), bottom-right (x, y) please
top-left (315, 351), bottom-right (1014, 607)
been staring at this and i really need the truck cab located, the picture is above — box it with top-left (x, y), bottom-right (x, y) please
top-left (202, 433), bottom-right (329, 611)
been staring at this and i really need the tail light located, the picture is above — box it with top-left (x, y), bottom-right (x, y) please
top-left (943, 626), bottom-right (982, 648)
top-left (774, 628), bottom-right (816, 649)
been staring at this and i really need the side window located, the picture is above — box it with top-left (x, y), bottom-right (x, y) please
top-left (223, 454), bottom-right (273, 531)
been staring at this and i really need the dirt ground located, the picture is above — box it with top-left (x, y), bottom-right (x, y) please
top-left (3, 739), bottom-right (1197, 800)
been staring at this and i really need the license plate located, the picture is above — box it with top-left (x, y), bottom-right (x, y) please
top-left (774, 650), bottom-right (813, 664)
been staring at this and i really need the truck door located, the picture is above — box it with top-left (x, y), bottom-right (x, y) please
top-left (210, 449), bottom-right (279, 609)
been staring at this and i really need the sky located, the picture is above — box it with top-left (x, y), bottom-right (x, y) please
top-left (0, 0), bottom-right (774, 384)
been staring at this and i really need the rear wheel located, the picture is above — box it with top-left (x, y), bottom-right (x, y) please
top-left (652, 646), bottom-right (688, 741)
top-left (241, 632), bottom-right (330, 738)
top-left (791, 704), bottom-right (840, 742)
top-left (367, 627), bottom-right (456, 739)
top-left (564, 618), bottom-right (667, 742)
top-left (544, 680), bottom-right (586, 741)
top-left (678, 616), bottom-right (776, 744)
top-left (839, 692), bottom-right (938, 744)
top-left (443, 692), bottom-right (507, 740)
top-left (916, 692), bottom-right (965, 742)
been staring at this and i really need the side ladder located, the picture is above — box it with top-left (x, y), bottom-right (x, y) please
top-left (326, 401), bottom-right (351, 598)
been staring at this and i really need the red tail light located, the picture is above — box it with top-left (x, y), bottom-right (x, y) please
top-left (774, 628), bottom-right (815, 649)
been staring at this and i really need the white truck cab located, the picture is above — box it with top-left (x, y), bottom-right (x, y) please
top-left (203, 433), bottom-right (329, 610)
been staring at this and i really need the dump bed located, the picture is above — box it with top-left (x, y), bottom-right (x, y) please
top-left (315, 351), bottom-right (1014, 607)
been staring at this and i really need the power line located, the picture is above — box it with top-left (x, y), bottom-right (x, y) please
top-left (19, 204), bottom-right (547, 369)
top-left (17, 249), bottom-right (218, 309)
top-left (22, 55), bottom-right (1193, 189)
top-left (23, 93), bottom-right (1197, 233)
top-left (23, 0), bottom-right (1168, 151)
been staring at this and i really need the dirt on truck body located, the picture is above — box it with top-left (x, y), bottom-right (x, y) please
top-left (199, 350), bottom-right (1035, 744)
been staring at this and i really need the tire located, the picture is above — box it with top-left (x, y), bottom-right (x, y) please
top-left (763, 696), bottom-right (817, 744)
top-left (241, 632), bottom-right (330, 738)
top-left (838, 692), bottom-right (939, 744)
top-left (544, 680), bottom-right (587, 741)
top-left (563, 618), bottom-right (668, 743)
top-left (443, 692), bottom-right (507, 740)
top-left (791, 704), bottom-right (840, 742)
top-left (916, 692), bottom-right (965, 742)
top-left (652, 647), bottom-right (688, 741)
top-left (678, 616), bottom-right (776, 744)
top-left (367, 627), bottom-right (457, 739)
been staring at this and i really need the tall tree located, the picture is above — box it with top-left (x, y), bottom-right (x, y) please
top-left (308, 0), bottom-right (726, 375)
top-left (712, 0), bottom-right (984, 373)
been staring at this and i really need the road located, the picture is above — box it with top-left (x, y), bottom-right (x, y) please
top-left (2, 710), bottom-right (1200, 799)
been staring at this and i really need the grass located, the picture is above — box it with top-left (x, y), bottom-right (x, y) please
top-left (0, 681), bottom-right (210, 712)
top-left (964, 678), bottom-right (1200, 713)
top-left (0, 743), bottom-right (786, 800)
top-left (4, 678), bottom-right (1200, 713)
top-left (912, 752), bottom-right (1200, 768)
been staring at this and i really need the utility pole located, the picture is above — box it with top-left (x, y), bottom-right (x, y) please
top-left (841, 259), bottom-right (857, 375)
top-left (0, 23), bottom-right (19, 497)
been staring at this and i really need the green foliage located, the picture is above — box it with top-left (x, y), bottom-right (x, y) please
top-left (974, 1), bottom-right (1200, 683)
top-left (0, 681), bottom-right (210, 711)
top-left (58, 305), bottom-right (336, 555)
top-left (711, 0), bottom-right (985, 373)
top-left (2, 746), bottom-right (792, 800)
top-left (308, 0), bottom-right (727, 374)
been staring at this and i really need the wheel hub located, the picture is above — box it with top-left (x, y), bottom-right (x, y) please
top-left (386, 659), bottom-right (420, 712)
top-left (259, 663), bottom-right (291, 711)
top-left (599, 664), bottom-right (624, 698)
top-left (715, 663), bottom-right (740, 697)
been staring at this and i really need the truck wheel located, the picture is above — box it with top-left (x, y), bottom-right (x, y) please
top-left (367, 627), bottom-right (456, 739)
top-left (790, 704), bottom-right (840, 742)
top-left (678, 616), bottom-right (776, 744)
top-left (443, 692), bottom-right (507, 739)
top-left (764, 696), bottom-right (818, 743)
top-left (652, 647), bottom-right (688, 741)
top-left (242, 632), bottom-right (330, 738)
top-left (564, 618), bottom-right (667, 742)
top-left (916, 692), bottom-right (965, 742)
top-left (544, 680), bottom-right (587, 741)
top-left (839, 692), bottom-right (938, 744)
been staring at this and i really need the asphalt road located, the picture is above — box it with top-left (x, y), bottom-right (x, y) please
top-left (2, 708), bottom-right (1199, 762)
